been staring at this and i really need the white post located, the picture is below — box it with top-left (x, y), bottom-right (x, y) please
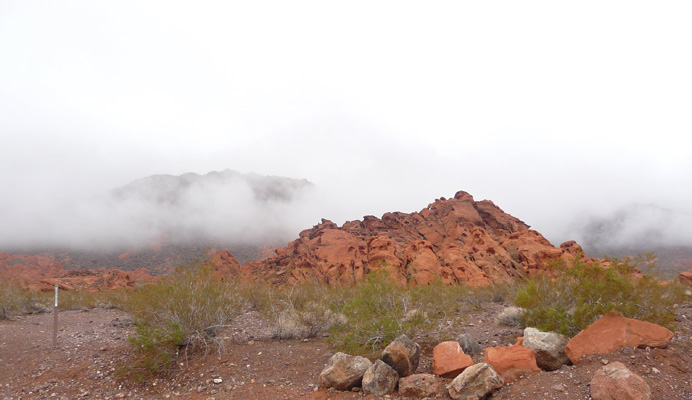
top-left (53, 285), bottom-right (58, 348)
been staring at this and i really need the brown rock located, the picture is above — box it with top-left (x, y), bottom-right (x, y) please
top-left (447, 363), bottom-right (504, 400)
top-left (679, 270), bottom-right (692, 288)
top-left (565, 310), bottom-right (674, 364)
top-left (483, 337), bottom-right (540, 382)
top-left (432, 341), bottom-right (474, 378)
top-left (590, 361), bottom-right (651, 400)
top-left (362, 359), bottom-right (398, 397)
top-left (522, 327), bottom-right (570, 371)
top-left (318, 352), bottom-right (372, 391)
top-left (398, 373), bottom-right (444, 398)
top-left (381, 334), bottom-right (421, 377)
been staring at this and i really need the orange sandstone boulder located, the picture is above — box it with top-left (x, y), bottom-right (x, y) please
top-left (565, 310), bottom-right (674, 364)
top-left (432, 341), bottom-right (474, 378)
top-left (483, 337), bottom-right (540, 383)
top-left (679, 270), bottom-right (692, 288)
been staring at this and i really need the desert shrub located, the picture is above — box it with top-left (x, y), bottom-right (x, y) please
top-left (328, 271), bottom-right (465, 356)
top-left (250, 282), bottom-right (346, 340)
top-left (122, 261), bottom-right (244, 379)
top-left (0, 281), bottom-right (52, 318)
top-left (515, 255), bottom-right (687, 337)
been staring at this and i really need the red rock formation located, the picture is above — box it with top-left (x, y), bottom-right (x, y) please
top-left (0, 253), bottom-right (154, 292)
top-left (220, 191), bottom-right (582, 285)
top-left (565, 310), bottom-right (674, 364)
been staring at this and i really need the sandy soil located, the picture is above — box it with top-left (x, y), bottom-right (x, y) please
top-left (1, 301), bottom-right (691, 400)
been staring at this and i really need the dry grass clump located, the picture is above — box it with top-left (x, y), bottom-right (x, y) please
top-left (494, 306), bottom-right (526, 327)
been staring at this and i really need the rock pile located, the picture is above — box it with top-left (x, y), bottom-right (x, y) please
top-left (318, 312), bottom-right (673, 398)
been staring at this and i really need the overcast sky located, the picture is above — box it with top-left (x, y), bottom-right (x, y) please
top-left (1, 1), bottom-right (691, 251)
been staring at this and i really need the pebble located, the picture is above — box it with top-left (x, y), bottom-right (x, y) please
top-left (213, 378), bottom-right (223, 384)
top-left (551, 383), bottom-right (566, 392)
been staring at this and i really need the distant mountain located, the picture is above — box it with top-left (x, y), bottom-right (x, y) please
top-left (113, 169), bottom-right (313, 205)
top-left (572, 203), bottom-right (692, 277)
top-left (1, 169), bottom-right (316, 289)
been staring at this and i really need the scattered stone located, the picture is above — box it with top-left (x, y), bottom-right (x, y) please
top-left (551, 383), bottom-right (566, 392)
top-left (590, 361), bottom-right (651, 400)
top-left (447, 363), bottom-right (504, 400)
top-left (484, 337), bottom-right (540, 383)
top-left (456, 333), bottom-right (482, 357)
top-left (494, 306), bottom-right (525, 327)
top-left (318, 352), bottom-right (372, 391)
top-left (362, 360), bottom-right (399, 397)
top-left (213, 378), bottom-right (222, 384)
top-left (522, 327), bottom-right (570, 371)
top-left (432, 341), bottom-right (474, 378)
top-left (565, 310), bottom-right (674, 364)
top-left (398, 373), bottom-right (444, 398)
top-left (381, 334), bottom-right (421, 377)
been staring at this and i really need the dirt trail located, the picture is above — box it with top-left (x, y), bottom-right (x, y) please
top-left (1, 303), bottom-right (691, 400)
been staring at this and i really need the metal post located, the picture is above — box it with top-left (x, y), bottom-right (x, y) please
top-left (53, 285), bottom-right (58, 348)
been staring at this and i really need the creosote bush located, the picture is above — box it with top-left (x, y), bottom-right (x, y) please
top-left (514, 254), bottom-right (687, 337)
top-left (122, 261), bottom-right (244, 379)
top-left (326, 270), bottom-right (475, 357)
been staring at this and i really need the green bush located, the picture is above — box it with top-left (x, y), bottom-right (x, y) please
top-left (327, 271), bottom-right (473, 356)
top-left (515, 255), bottom-right (687, 337)
top-left (122, 261), bottom-right (244, 379)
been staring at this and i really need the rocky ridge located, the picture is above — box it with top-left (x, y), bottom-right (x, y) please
top-left (219, 191), bottom-right (585, 286)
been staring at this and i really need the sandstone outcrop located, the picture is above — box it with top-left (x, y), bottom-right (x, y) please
top-left (483, 337), bottom-right (540, 382)
top-left (217, 191), bottom-right (583, 286)
top-left (590, 361), bottom-right (652, 400)
top-left (565, 310), bottom-right (674, 364)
